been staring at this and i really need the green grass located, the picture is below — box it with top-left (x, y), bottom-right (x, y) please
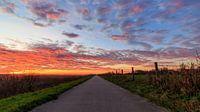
top-left (0, 76), bottom-right (91, 112)
top-left (102, 75), bottom-right (200, 112)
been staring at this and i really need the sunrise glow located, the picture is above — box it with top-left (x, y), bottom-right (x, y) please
top-left (0, 0), bottom-right (199, 75)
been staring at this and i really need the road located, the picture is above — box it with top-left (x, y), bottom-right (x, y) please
top-left (31, 76), bottom-right (168, 112)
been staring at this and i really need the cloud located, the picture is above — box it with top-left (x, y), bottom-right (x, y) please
top-left (0, 0), bottom-right (200, 73)
top-left (181, 36), bottom-right (200, 47)
top-left (152, 0), bottom-right (190, 19)
top-left (0, 0), bottom-right (69, 27)
top-left (129, 4), bottom-right (143, 15)
top-left (29, 0), bottom-right (68, 21)
top-left (73, 45), bottom-right (85, 51)
top-left (128, 39), bottom-right (153, 50)
top-left (114, 0), bottom-right (132, 9)
top-left (5, 0), bottom-right (68, 26)
top-left (0, 43), bottom-right (74, 73)
top-left (0, 42), bottom-right (146, 73)
top-left (72, 48), bottom-right (148, 66)
top-left (159, 47), bottom-right (198, 59)
top-left (92, 0), bottom-right (107, 5)
top-left (62, 32), bottom-right (79, 38)
top-left (0, 0), bottom-right (17, 14)
top-left (0, 40), bottom-right (199, 74)
top-left (120, 19), bottom-right (146, 34)
top-left (21, 0), bottom-right (29, 5)
top-left (0, 43), bottom-right (7, 49)
top-left (33, 22), bottom-right (46, 27)
top-left (72, 24), bottom-right (87, 30)
top-left (41, 38), bottom-right (53, 42)
top-left (101, 23), bottom-right (118, 32)
top-left (80, 0), bottom-right (89, 4)
top-left (136, 36), bottom-right (164, 44)
top-left (112, 35), bottom-right (129, 41)
top-left (61, 40), bottom-right (74, 47)
top-left (97, 18), bottom-right (107, 24)
top-left (76, 7), bottom-right (93, 21)
top-left (77, 7), bottom-right (90, 16)
top-left (47, 9), bottom-right (68, 20)
top-left (97, 6), bottom-right (112, 15)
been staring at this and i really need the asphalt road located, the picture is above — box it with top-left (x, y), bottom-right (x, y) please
top-left (31, 76), bottom-right (168, 112)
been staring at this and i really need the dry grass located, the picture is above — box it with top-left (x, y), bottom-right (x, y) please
top-left (146, 65), bottom-right (200, 111)
top-left (102, 62), bottom-right (200, 111)
top-left (147, 65), bottom-right (200, 97)
top-left (0, 74), bottom-right (81, 99)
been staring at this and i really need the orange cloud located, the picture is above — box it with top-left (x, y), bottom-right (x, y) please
top-left (47, 13), bottom-right (60, 20)
top-left (0, 44), bottom-right (114, 75)
top-left (0, 41), bottom-right (196, 75)
top-left (112, 35), bottom-right (129, 41)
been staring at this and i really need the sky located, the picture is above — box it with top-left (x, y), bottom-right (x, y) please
top-left (0, 0), bottom-right (200, 75)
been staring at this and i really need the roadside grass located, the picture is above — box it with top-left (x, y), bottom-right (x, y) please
top-left (0, 76), bottom-right (91, 112)
top-left (0, 75), bottom-right (82, 99)
top-left (102, 75), bottom-right (200, 112)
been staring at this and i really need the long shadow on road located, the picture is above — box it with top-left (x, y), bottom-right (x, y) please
top-left (31, 76), bottom-right (168, 112)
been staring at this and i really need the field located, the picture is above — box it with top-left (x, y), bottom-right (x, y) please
top-left (102, 66), bottom-right (200, 112)
top-left (0, 76), bottom-right (90, 112)
top-left (0, 75), bottom-right (84, 99)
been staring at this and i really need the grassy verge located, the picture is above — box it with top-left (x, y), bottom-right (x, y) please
top-left (102, 75), bottom-right (200, 112)
top-left (0, 76), bottom-right (91, 112)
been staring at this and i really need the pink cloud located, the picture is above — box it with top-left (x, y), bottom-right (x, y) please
top-left (137, 36), bottom-right (164, 43)
top-left (78, 7), bottom-right (90, 16)
top-left (114, 0), bottom-right (132, 9)
top-left (26, 0), bottom-right (68, 23)
top-left (174, 0), bottom-right (184, 9)
top-left (21, 0), bottom-right (29, 5)
top-left (155, 0), bottom-right (185, 17)
top-left (0, 0), bottom-right (17, 14)
top-left (129, 4), bottom-right (143, 15)
top-left (80, 0), bottom-right (89, 4)
top-left (98, 7), bottom-right (112, 15)
top-left (46, 9), bottom-right (68, 20)
top-left (46, 13), bottom-right (60, 20)
top-left (112, 35), bottom-right (129, 41)
top-left (73, 45), bottom-right (84, 51)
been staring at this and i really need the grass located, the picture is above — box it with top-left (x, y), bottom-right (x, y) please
top-left (102, 74), bottom-right (200, 112)
top-left (0, 75), bottom-right (82, 99)
top-left (0, 76), bottom-right (91, 112)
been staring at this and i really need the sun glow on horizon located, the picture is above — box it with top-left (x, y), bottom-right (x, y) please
top-left (9, 69), bottom-right (111, 75)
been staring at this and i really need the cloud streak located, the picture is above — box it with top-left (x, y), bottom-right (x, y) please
top-left (62, 32), bottom-right (79, 38)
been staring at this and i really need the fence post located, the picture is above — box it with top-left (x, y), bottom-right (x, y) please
top-left (116, 69), bottom-right (118, 75)
top-left (155, 62), bottom-right (159, 72)
top-left (155, 62), bottom-right (159, 77)
top-left (132, 67), bottom-right (135, 81)
top-left (121, 69), bottom-right (123, 75)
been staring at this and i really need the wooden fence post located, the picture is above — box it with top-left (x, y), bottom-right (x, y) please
top-left (121, 69), bottom-right (123, 75)
top-left (132, 67), bottom-right (135, 81)
top-left (155, 62), bottom-right (159, 72)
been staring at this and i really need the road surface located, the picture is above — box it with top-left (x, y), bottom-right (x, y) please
top-left (31, 76), bottom-right (168, 112)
